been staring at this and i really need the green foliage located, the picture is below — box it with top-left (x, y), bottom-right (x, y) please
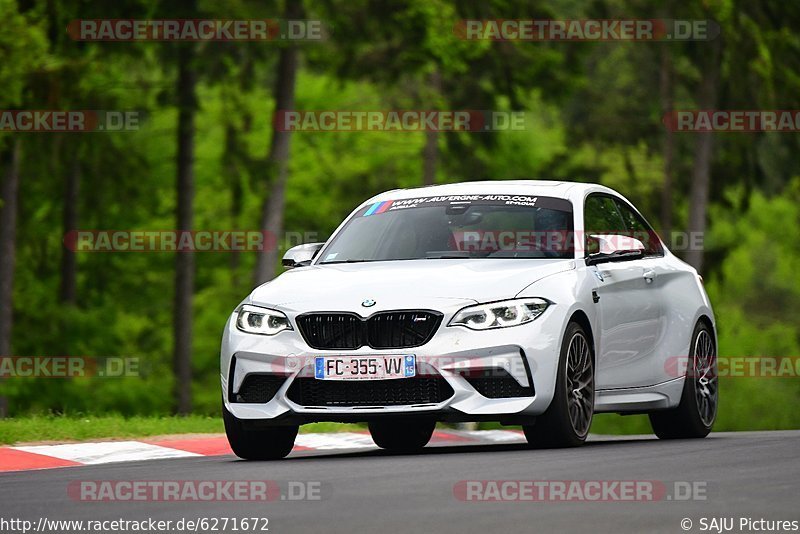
top-left (0, 0), bottom-right (48, 109)
top-left (0, 0), bottom-right (798, 437)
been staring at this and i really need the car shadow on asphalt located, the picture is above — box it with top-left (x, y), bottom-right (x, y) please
top-left (227, 435), bottom-right (682, 463)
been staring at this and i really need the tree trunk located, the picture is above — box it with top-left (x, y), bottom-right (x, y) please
top-left (0, 138), bottom-right (21, 418)
top-left (659, 46), bottom-right (674, 242)
top-left (685, 39), bottom-right (721, 273)
top-left (622, 146), bottom-right (637, 187)
top-left (254, 2), bottom-right (303, 285)
top-left (224, 123), bottom-right (243, 280)
top-left (422, 130), bottom-right (438, 186)
top-left (173, 42), bottom-right (197, 415)
top-left (422, 70), bottom-right (442, 186)
top-left (59, 150), bottom-right (81, 304)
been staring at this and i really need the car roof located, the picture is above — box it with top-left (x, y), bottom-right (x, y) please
top-left (366, 180), bottom-right (619, 204)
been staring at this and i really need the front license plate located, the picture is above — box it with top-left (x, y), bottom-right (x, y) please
top-left (314, 355), bottom-right (416, 380)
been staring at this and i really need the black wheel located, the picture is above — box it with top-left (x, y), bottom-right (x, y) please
top-left (649, 322), bottom-right (717, 439)
top-left (223, 403), bottom-right (298, 460)
top-left (368, 419), bottom-right (435, 452)
top-left (523, 321), bottom-right (594, 448)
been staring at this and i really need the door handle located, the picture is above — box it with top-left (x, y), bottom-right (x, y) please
top-left (643, 269), bottom-right (656, 284)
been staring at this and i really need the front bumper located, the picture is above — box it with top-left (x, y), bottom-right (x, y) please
top-left (220, 303), bottom-right (566, 424)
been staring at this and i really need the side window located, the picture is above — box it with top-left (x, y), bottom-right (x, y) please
top-left (584, 195), bottom-right (626, 255)
top-left (584, 195), bottom-right (626, 235)
top-left (613, 198), bottom-right (664, 256)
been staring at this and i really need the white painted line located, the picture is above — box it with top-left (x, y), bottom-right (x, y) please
top-left (13, 441), bottom-right (200, 465)
top-left (295, 432), bottom-right (377, 450)
top-left (4, 430), bottom-right (525, 470)
top-left (460, 430), bottom-right (526, 443)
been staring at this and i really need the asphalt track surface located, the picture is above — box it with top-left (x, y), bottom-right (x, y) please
top-left (1, 431), bottom-right (798, 534)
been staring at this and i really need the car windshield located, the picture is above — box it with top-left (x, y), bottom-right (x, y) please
top-left (318, 195), bottom-right (574, 263)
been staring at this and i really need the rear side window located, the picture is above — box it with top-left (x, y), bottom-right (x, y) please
top-left (612, 198), bottom-right (664, 257)
top-left (584, 195), bottom-right (626, 235)
top-left (584, 195), bottom-right (625, 255)
top-left (584, 194), bottom-right (664, 257)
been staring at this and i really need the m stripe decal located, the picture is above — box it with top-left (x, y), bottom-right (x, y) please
top-left (364, 201), bottom-right (392, 216)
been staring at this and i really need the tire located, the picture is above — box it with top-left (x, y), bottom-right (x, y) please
top-left (523, 321), bottom-right (594, 448)
top-left (223, 403), bottom-right (298, 460)
top-left (368, 419), bottom-right (435, 452)
top-left (649, 322), bottom-right (717, 439)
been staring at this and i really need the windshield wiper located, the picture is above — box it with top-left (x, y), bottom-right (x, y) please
top-left (425, 252), bottom-right (473, 259)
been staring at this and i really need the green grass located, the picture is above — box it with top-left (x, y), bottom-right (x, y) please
top-left (0, 414), bottom-right (365, 446)
top-left (2, 375), bottom-right (797, 445)
top-left (478, 377), bottom-right (800, 435)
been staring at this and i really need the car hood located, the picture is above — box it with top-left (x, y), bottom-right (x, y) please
top-left (250, 259), bottom-right (574, 313)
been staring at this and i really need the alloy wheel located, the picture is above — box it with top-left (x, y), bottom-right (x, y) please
top-left (693, 329), bottom-right (718, 427)
top-left (566, 332), bottom-right (594, 437)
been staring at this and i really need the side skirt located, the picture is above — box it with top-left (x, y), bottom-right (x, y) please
top-left (595, 377), bottom-right (685, 414)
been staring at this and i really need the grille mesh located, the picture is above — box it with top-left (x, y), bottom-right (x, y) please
top-left (296, 311), bottom-right (442, 350)
top-left (296, 313), bottom-right (362, 349)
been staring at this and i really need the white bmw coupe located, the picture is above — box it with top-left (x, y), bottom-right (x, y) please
top-left (221, 181), bottom-right (718, 459)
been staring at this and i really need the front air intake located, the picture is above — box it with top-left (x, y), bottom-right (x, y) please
top-left (286, 376), bottom-right (454, 407)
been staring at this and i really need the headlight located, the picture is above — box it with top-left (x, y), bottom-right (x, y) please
top-left (448, 298), bottom-right (550, 330)
top-left (236, 304), bottom-right (293, 335)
